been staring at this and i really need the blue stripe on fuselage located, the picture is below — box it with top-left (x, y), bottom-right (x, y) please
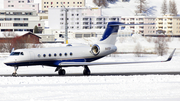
top-left (5, 56), bottom-right (104, 67)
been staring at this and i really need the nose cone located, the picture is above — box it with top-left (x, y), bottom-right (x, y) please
top-left (3, 57), bottom-right (14, 66)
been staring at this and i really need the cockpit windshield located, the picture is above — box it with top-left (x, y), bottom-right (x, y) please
top-left (10, 52), bottom-right (24, 56)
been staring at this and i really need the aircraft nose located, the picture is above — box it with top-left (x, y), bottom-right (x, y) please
top-left (3, 57), bottom-right (14, 66)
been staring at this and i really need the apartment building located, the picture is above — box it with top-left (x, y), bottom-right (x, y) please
top-left (156, 16), bottom-right (173, 35)
top-left (42, 0), bottom-right (85, 12)
top-left (121, 16), bottom-right (156, 35)
top-left (0, 9), bottom-right (44, 33)
top-left (173, 17), bottom-right (180, 35)
top-left (48, 7), bottom-right (120, 30)
top-left (4, 0), bottom-right (39, 13)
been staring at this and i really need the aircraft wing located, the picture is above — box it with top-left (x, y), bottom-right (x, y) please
top-left (59, 49), bottom-right (176, 66)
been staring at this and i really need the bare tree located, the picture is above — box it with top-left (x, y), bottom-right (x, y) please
top-left (161, 0), bottom-right (167, 15)
top-left (93, 0), bottom-right (108, 7)
top-left (154, 36), bottom-right (169, 56)
top-left (135, 0), bottom-right (147, 14)
top-left (134, 42), bottom-right (143, 57)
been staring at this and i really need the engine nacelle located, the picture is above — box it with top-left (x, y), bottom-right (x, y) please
top-left (91, 44), bottom-right (100, 56)
top-left (91, 44), bottom-right (117, 56)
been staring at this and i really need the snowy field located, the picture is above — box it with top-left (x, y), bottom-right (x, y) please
top-left (1, 35), bottom-right (180, 101)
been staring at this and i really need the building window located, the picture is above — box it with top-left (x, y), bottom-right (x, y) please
top-left (44, 2), bottom-right (46, 4)
top-left (11, 5), bottom-right (14, 7)
top-left (19, 1), bottom-right (21, 3)
top-left (68, 2), bottom-right (69, 4)
top-left (77, 2), bottom-right (79, 4)
top-left (23, 18), bottom-right (28, 20)
top-left (57, 2), bottom-right (58, 4)
top-left (80, 2), bottom-right (82, 4)
top-left (47, 2), bottom-right (48, 4)
top-left (22, 1), bottom-right (24, 3)
top-left (51, 2), bottom-right (53, 4)
top-left (44, 6), bottom-right (46, 8)
top-left (38, 24), bottom-right (41, 26)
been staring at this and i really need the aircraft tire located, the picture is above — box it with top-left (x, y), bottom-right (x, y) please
top-left (58, 69), bottom-right (66, 75)
top-left (12, 73), bottom-right (18, 77)
top-left (83, 70), bottom-right (91, 76)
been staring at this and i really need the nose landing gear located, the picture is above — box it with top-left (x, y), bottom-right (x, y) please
top-left (12, 67), bottom-right (18, 76)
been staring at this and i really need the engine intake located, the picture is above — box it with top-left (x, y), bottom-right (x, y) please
top-left (91, 44), bottom-right (100, 56)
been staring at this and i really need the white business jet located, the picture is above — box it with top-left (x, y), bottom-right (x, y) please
top-left (4, 22), bottom-right (176, 76)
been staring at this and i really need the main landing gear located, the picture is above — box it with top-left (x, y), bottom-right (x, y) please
top-left (83, 65), bottom-right (91, 76)
top-left (55, 67), bottom-right (66, 75)
top-left (12, 67), bottom-right (18, 76)
top-left (55, 65), bottom-right (91, 76)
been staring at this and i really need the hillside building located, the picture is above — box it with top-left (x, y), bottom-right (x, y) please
top-left (0, 9), bottom-right (44, 33)
top-left (4, 0), bottom-right (39, 13)
top-left (41, 0), bottom-right (85, 12)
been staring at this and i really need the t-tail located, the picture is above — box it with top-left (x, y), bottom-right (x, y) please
top-left (98, 22), bottom-right (155, 45)
top-left (98, 22), bottom-right (120, 45)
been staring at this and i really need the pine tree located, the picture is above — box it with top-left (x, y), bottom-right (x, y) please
top-left (93, 0), bottom-right (108, 7)
top-left (169, 0), bottom-right (173, 14)
top-left (135, 0), bottom-right (147, 14)
top-left (161, 0), bottom-right (167, 15)
top-left (34, 25), bottom-right (39, 33)
top-left (172, 0), bottom-right (178, 16)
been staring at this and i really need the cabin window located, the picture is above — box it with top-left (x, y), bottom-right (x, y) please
top-left (59, 53), bottom-right (62, 56)
top-left (64, 53), bottom-right (67, 56)
top-left (54, 53), bottom-right (57, 57)
top-left (20, 52), bottom-right (24, 55)
top-left (70, 52), bottom-right (73, 56)
top-left (49, 54), bottom-right (51, 57)
top-left (38, 54), bottom-right (41, 57)
top-left (10, 52), bottom-right (20, 56)
top-left (43, 54), bottom-right (46, 57)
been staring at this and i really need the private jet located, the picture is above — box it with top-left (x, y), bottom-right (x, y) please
top-left (4, 22), bottom-right (176, 76)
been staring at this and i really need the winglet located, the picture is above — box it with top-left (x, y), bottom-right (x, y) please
top-left (166, 48), bottom-right (176, 61)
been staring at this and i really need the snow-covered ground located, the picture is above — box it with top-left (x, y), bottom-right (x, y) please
top-left (0, 54), bottom-right (180, 101)
top-left (0, 35), bottom-right (180, 101)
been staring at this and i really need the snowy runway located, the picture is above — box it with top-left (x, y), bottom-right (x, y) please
top-left (1, 53), bottom-right (180, 101)
top-left (1, 75), bottom-right (180, 101)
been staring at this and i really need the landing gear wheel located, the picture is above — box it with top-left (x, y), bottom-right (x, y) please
top-left (12, 73), bottom-right (18, 76)
top-left (58, 69), bottom-right (66, 75)
top-left (12, 67), bottom-right (18, 77)
top-left (83, 65), bottom-right (91, 76)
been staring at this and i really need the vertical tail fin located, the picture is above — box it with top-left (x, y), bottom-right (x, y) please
top-left (99, 22), bottom-right (120, 45)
